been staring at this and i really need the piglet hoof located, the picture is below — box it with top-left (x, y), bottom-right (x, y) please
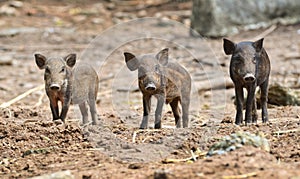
top-left (53, 119), bottom-right (64, 125)
top-left (252, 115), bottom-right (258, 123)
top-left (139, 122), bottom-right (148, 129)
top-left (182, 122), bottom-right (188, 128)
top-left (154, 123), bottom-right (161, 129)
top-left (139, 125), bottom-right (148, 129)
top-left (262, 117), bottom-right (268, 123)
top-left (235, 121), bottom-right (242, 125)
top-left (245, 119), bottom-right (252, 125)
top-left (82, 121), bottom-right (92, 128)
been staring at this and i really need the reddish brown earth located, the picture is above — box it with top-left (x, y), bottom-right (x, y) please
top-left (0, 1), bottom-right (299, 178)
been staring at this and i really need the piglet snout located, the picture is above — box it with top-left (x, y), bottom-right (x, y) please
top-left (243, 73), bottom-right (256, 83)
top-left (145, 82), bottom-right (156, 91)
top-left (50, 83), bottom-right (61, 91)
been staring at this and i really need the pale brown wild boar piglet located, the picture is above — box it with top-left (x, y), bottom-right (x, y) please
top-left (124, 48), bottom-right (191, 129)
top-left (34, 53), bottom-right (99, 125)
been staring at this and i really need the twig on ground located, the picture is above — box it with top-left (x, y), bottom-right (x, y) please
top-left (23, 119), bottom-right (39, 123)
top-left (273, 128), bottom-right (300, 135)
top-left (142, 136), bottom-right (151, 143)
top-left (251, 24), bottom-right (277, 41)
top-left (162, 151), bottom-right (207, 163)
top-left (0, 84), bottom-right (44, 108)
top-left (34, 92), bottom-right (45, 107)
top-left (222, 172), bottom-right (257, 179)
top-left (191, 150), bottom-right (197, 161)
top-left (98, 90), bottom-right (112, 96)
top-left (116, 87), bottom-right (139, 93)
top-left (195, 76), bottom-right (234, 94)
top-left (121, 0), bottom-right (171, 12)
top-left (82, 121), bottom-right (92, 128)
top-left (99, 74), bottom-right (114, 82)
top-left (84, 148), bottom-right (104, 151)
top-left (132, 131), bottom-right (137, 143)
top-left (131, 129), bottom-right (163, 143)
top-left (43, 135), bottom-right (59, 145)
top-left (22, 146), bottom-right (59, 157)
top-left (40, 134), bottom-right (51, 141)
top-left (193, 58), bottom-right (215, 66)
top-left (284, 53), bottom-right (300, 61)
top-left (135, 129), bottom-right (162, 133)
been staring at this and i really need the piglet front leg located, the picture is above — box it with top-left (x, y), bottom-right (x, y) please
top-left (154, 94), bottom-right (165, 129)
top-left (140, 94), bottom-right (151, 129)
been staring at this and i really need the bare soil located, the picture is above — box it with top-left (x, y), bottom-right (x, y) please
top-left (0, 1), bottom-right (299, 178)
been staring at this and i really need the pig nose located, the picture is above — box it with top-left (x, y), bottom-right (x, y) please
top-left (244, 74), bottom-right (256, 82)
top-left (145, 82), bottom-right (156, 91)
top-left (50, 84), bottom-right (61, 91)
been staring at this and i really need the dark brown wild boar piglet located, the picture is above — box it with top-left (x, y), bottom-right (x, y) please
top-left (223, 38), bottom-right (270, 125)
top-left (124, 48), bottom-right (191, 129)
top-left (34, 53), bottom-right (99, 125)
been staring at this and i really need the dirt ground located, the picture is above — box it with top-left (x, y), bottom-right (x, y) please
top-left (0, 1), bottom-right (299, 178)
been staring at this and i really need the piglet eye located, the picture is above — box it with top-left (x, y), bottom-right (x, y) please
top-left (155, 65), bottom-right (160, 72)
top-left (60, 67), bottom-right (65, 73)
top-left (45, 67), bottom-right (50, 74)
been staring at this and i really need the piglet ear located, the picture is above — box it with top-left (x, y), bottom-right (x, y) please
top-left (64, 53), bottom-right (76, 67)
top-left (156, 48), bottom-right (168, 66)
top-left (34, 53), bottom-right (47, 69)
top-left (253, 38), bottom-right (264, 52)
top-left (124, 52), bottom-right (139, 71)
top-left (223, 38), bottom-right (236, 55)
